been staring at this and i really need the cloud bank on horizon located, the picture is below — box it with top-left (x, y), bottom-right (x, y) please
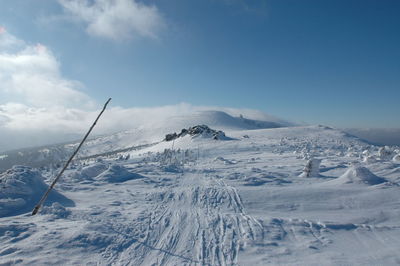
top-left (0, 28), bottom-right (286, 151)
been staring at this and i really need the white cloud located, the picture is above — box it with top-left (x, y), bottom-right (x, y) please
top-left (0, 29), bottom-right (93, 108)
top-left (0, 29), bottom-right (286, 152)
top-left (0, 100), bottom-right (290, 151)
top-left (58, 0), bottom-right (164, 41)
top-left (0, 26), bottom-right (25, 51)
top-left (0, 28), bottom-right (98, 151)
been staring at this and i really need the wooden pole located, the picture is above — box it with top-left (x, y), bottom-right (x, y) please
top-left (32, 98), bottom-right (112, 215)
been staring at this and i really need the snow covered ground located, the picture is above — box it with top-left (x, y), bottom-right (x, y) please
top-left (1, 112), bottom-right (400, 265)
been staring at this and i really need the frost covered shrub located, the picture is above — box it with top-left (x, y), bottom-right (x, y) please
top-left (363, 156), bottom-right (377, 163)
top-left (378, 146), bottom-right (393, 160)
top-left (155, 149), bottom-right (196, 166)
top-left (41, 202), bottom-right (71, 219)
top-left (299, 159), bottom-right (321, 177)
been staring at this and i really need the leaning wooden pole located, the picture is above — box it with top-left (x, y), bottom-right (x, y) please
top-left (32, 98), bottom-right (112, 215)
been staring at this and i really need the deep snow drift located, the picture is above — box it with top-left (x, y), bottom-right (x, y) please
top-left (0, 166), bottom-right (73, 217)
top-left (1, 115), bottom-right (400, 265)
top-left (330, 165), bottom-right (386, 185)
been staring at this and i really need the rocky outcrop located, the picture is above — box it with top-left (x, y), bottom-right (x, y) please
top-left (165, 125), bottom-right (227, 141)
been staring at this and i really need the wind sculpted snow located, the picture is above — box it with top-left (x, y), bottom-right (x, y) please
top-left (1, 125), bottom-right (400, 265)
top-left (0, 166), bottom-right (74, 217)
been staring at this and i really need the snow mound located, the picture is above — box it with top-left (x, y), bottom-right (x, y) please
top-left (96, 164), bottom-right (144, 183)
top-left (363, 156), bottom-right (377, 163)
top-left (393, 154), bottom-right (400, 162)
top-left (41, 202), bottom-right (71, 219)
top-left (0, 166), bottom-right (73, 217)
top-left (165, 125), bottom-right (229, 141)
top-left (332, 166), bottom-right (386, 185)
top-left (76, 162), bottom-right (108, 180)
top-left (214, 156), bottom-right (236, 165)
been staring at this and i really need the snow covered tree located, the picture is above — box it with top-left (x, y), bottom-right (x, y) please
top-left (300, 158), bottom-right (321, 177)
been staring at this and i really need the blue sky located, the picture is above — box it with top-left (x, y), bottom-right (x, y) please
top-left (0, 0), bottom-right (399, 130)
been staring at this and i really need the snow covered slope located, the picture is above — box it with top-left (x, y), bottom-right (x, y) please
top-left (1, 122), bottom-right (400, 265)
top-left (0, 110), bottom-right (289, 173)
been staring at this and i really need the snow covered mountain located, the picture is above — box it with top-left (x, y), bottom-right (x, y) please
top-left (0, 110), bottom-right (289, 173)
top-left (1, 111), bottom-right (400, 265)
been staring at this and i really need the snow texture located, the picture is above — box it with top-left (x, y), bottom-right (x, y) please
top-left (0, 166), bottom-right (73, 217)
top-left (1, 112), bottom-right (400, 265)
